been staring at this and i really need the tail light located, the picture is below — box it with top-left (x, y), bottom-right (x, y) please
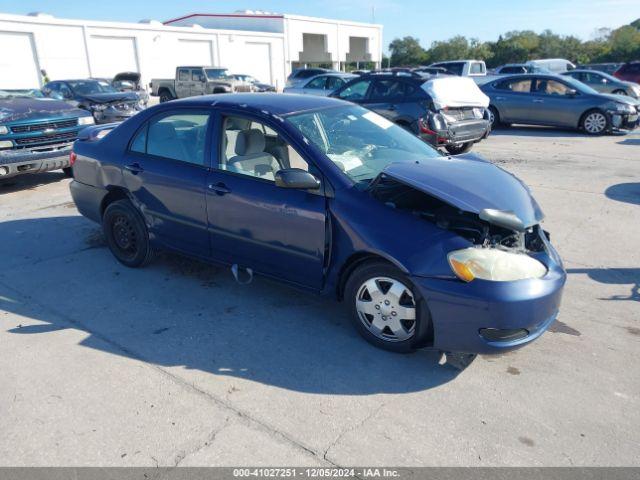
top-left (69, 150), bottom-right (77, 166)
top-left (419, 117), bottom-right (437, 135)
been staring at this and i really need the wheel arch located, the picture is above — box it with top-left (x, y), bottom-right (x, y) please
top-left (100, 186), bottom-right (131, 218)
top-left (335, 251), bottom-right (409, 301)
top-left (578, 107), bottom-right (607, 130)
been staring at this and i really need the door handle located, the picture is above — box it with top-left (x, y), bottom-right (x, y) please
top-left (533, 99), bottom-right (544, 103)
top-left (495, 96), bottom-right (505, 101)
top-left (124, 163), bottom-right (143, 174)
top-left (208, 182), bottom-right (231, 195)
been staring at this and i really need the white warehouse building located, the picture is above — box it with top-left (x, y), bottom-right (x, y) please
top-left (0, 10), bottom-right (383, 91)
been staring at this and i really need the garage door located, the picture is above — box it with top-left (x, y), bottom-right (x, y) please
top-left (89, 36), bottom-right (139, 78)
top-left (177, 39), bottom-right (214, 66)
top-left (238, 42), bottom-right (272, 84)
top-left (0, 32), bottom-right (40, 89)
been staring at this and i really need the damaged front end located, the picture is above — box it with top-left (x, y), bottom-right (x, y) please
top-left (369, 172), bottom-right (549, 257)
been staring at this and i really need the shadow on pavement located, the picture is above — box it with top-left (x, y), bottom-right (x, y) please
top-left (0, 171), bottom-right (67, 194)
top-left (490, 126), bottom-right (586, 138)
top-left (567, 267), bottom-right (640, 302)
top-left (0, 216), bottom-right (461, 395)
top-left (605, 182), bottom-right (640, 206)
top-left (617, 138), bottom-right (640, 146)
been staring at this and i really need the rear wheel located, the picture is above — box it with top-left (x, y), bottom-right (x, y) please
top-left (445, 142), bottom-right (474, 155)
top-left (102, 199), bottom-right (155, 268)
top-left (62, 167), bottom-right (73, 178)
top-left (581, 109), bottom-right (609, 135)
top-left (159, 90), bottom-right (173, 103)
top-left (345, 261), bottom-right (430, 353)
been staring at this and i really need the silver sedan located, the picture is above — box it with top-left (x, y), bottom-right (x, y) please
top-left (283, 73), bottom-right (357, 96)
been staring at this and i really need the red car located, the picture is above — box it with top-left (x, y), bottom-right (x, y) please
top-left (614, 62), bottom-right (640, 84)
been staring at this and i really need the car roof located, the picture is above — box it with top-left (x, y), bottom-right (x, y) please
top-left (173, 93), bottom-right (346, 116)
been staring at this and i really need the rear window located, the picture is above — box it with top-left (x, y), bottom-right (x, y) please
top-left (501, 66), bottom-right (526, 74)
top-left (469, 62), bottom-right (485, 74)
top-left (434, 62), bottom-right (464, 76)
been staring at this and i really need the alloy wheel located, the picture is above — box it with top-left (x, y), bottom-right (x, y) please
top-left (583, 112), bottom-right (607, 134)
top-left (355, 277), bottom-right (416, 342)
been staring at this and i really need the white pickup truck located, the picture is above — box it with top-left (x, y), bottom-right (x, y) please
top-left (150, 66), bottom-right (251, 102)
top-left (428, 60), bottom-right (487, 77)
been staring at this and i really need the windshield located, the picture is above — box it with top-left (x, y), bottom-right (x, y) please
top-left (68, 80), bottom-right (118, 95)
top-left (205, 69), bottom-right (230, 80)
top-left (0, 89), bottom-right (45, 99)
top-left (286, 105), bottom-right (441, 185)
top-left (561, 76), bottom-right (599, 95)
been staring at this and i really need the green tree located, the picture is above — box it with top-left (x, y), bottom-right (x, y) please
top-left (388, 36), bottom-right (427, 67)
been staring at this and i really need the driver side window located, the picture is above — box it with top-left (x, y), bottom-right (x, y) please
top-left (338, 80), bottom-right (372, 101)
top-left (218, 116), bottom-right (312, 182)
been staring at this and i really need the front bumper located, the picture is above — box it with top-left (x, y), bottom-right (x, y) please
top-left (420, 118), bottom-right (491, 147)
top-left (608, 110), bottom-right (639, 132)
top-left (0, 143), bottom-right (72, 179)
top-left (412, 254), bottom-right (566, 354)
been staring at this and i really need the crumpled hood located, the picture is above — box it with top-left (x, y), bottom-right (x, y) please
top-left (82, 92), bottom-right (138, 104)
top-left (378, 154), bottom-right (544, 228)
top-left (0, 97), bottom-right (84, 123)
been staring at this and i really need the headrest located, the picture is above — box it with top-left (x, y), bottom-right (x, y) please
top-left (226, 117), bottom-right (252, 131)
top-left (235, 129), bottom-right (266, 156)
top-left (151, 121), bottom-right (177, 140)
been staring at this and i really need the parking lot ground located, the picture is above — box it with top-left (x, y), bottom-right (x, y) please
top-left (0, 127), bottom-right (639, 466)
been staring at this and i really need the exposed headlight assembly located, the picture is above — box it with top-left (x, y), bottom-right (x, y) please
top-left (78, 116), bottom-right (95, 126)
top-left (0, 125), bottom-right (8, 135)
top-left (91, 104), bottom-right (107, 111)
top-left (448, 248), bottom-right (547, 282)
top-left (611, 103), bottom-right (634, 114)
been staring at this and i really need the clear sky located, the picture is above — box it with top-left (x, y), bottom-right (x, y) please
top-left (1, 0), bottom-right (638, 49)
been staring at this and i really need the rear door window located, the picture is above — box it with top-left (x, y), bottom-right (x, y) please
top-left (178, 69), bottom-right (190, 81)
top-left (470, 62), bottom-right (485, 75)
top-left (132, 111), bottom-right (210, 166)
top-left (370, 80), bottom-right (406, 101)
top-left (305, 76), bottom-right (327, 89)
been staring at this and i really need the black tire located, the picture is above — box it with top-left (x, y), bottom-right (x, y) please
top-left (62, 167), bottom-right (73, 178)
top-left (159, 90), bottom-right (173, 103)
top-left (488, 106), bottom-right (510, 128)
top-left (445, 142), bottom-right (474, 155)
top-left (612, 89), bottom-right (627, 96)
top-left (344, 260), bottom-right (431, 353)
top-left (580, 109), bottom-right (609, 135)
top-left (102, 199), bottom-right (155, 268)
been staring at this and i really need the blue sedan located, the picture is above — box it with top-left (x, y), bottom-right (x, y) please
top-left (69, 94), bottom-right (566, 359)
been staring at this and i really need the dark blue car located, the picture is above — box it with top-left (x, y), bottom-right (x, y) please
top-left (69, 94), bottom-right (566, 358)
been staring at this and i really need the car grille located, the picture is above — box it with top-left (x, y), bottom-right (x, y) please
top-left (234, 85), bottom-right (253, 93)
top-left (10, 118), bottom-right (78, 133)
top-left (14, 131), bottom-right (78, 149)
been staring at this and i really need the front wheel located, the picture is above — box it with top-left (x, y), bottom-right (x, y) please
top-left (445, 142), bottom-right (474, 155)
top-left (581, 109), bottom-right (609, 135)
top-left (103, 199), bottom-right (155, 268)
top-left (344, 261), bottom-right (430, 353)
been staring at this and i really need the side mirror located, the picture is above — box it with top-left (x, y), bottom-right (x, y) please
top-left (51, 92), bottom-right (64, 100)
top-left (566, 88), bottom-right (578, 97)
top-left (275, 168), bottom-right (321, 190)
